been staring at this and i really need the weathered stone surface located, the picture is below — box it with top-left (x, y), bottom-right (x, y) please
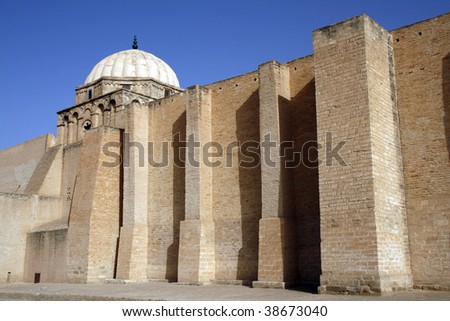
top-left (178, 85), bottom-right (215, 284)
top-left (0, 134), bottom-right (53, 194)
top-left (0, 193), bottom-right (61, 284)
top-left (0, 12), bottom-right (448, 295)
top-left (67, 126), bottom-right (121, 283)
top-left (392, 13), bottom-right (450, 291)
top-left (313, 14), bottom-right (412, 294)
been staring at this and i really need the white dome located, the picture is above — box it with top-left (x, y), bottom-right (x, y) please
top-left (84, 49), bottom-right (180, 87)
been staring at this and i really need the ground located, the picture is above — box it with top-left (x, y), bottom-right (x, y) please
top-left (0, 282), bottom-right (449, 301)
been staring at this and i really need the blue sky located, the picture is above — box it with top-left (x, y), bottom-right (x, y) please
top-left (0, 0), bottom-right (449, 150)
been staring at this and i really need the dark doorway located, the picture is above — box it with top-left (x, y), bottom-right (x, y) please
top-left (34, 273), bottom-right (41, 284)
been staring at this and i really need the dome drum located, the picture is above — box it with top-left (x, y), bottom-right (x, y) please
top-left (75, 76), bottom-right (182, 105)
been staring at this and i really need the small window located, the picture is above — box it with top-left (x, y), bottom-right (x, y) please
top-left (88, 89), bottom-right (93, 100)
top-left (123, 84), bottom-right (131, 90)
top-left (164, 89), bottom-right (171, 97)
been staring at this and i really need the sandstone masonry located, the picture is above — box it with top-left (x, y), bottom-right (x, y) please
top-left (0, 13), bottom-right (449, 295)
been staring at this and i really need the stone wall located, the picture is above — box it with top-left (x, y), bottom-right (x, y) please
top-left (0, 134), bottom-right (53, 194)
top-left (146, 92), bottom-right (186, 281)
top-left (178, 86), bottom-right (215, 284)
top-left (60, 142), bottom-right (82, 220)
top-left (67, 126), bottom-right (121, 283)
top-left (253, 61), bottom-right (298, 289)
top-left (116, 102), bottom-right (149, 281)
top-left (1, 11), bottom-right (449, 294)
top-left (287, 56), bottom-right (321, 285)
top-left (392, 13), bottom-right (450, 290)
top-left (207, 71), bottom-right (261, 284)
top-left (314, 15), bottom-right (412, 294)
top-left (24, 145), bottom-right (62, 197)
top-left (24, 228), bottom-right (68, 283)
top-left (0, 193), bottom-right (61, 283)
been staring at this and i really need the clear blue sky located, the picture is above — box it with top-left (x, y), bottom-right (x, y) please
top-left (0, 0), bottom-right (448, 150)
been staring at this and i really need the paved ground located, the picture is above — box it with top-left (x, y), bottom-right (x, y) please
top-left (0, 282), bottom-right (449, 301)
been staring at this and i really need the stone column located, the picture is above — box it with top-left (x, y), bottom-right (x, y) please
top-left (77, 116), bottom-right (85, 141)
top-left (67, 120), bottom-right (75, 144)
top-left (115, 101), bottom-right (149, 281)
top-left (57, 123), bottom-right (65, 145)
top-left (109, 108), bottom-right (116, 127)
top-left (91, 112), bottom-right (100, 128)
top-left (104, 110), bottom-right (111, 126)
top-left (253, 61), bottom-right (298, 289)
top-left (177, 85), bottom-right (215, 284)
top-left (313, 15), bottom-right (412, 294)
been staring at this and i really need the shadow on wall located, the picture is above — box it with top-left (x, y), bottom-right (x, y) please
top-left (166, 111), bottom-right (186, 281)
top-left (291, 79), bottom-right (321, 286)
top-left (443, 53), bottom-right (450, 161)
top-left (279, 93), bottom-right (299, 282)
top-left (236, 90), bottom-right (261, 283)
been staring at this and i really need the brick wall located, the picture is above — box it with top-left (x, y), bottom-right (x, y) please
top-left (207, 72), bottom-right (261, 284)
top-left (178, 85), bottom-right (215, 284)
top-left (60, 142), bottom-right (82, 220)
top-left (67, 126), bottom-right (121, 283)
top-left (365, 18), bottom-right (412, 291)
top-left (147, 93), bottom-right (186, 281)
top-left (392, 13), bottom-right (450, 290)
top-left (314, 15), bottom-right (412, 294)
top-left (288, 56), bottom-right (321, 285)
top-left (2, 11), bottom-right (448, 293)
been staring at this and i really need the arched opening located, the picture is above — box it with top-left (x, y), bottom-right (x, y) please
top-left (63, 115), bottom-right (70, 144)
top-left (105, 100), bottom-right (116, 126)
top-left (71, 112), bottom-right (79, 142)
top-left (131, 99), bottom-right (141, 108)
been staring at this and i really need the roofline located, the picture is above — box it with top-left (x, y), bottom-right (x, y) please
top-left (390, 11), bottom-right (450, 32)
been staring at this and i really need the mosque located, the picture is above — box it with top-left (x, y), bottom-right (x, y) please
top-left (0, 13), bottom-right (449, 295)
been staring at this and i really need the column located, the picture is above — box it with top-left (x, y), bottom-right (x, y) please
top-left (313, 14), bottom-right (412, 294)
top-left (115, 101), bottom-right (149, 281)
top-left (57, 123), bottom-right (65, 145)
top-left (67, 120), bottom-right (75, 143)
top-left (91, 112), bottom-right (100, 128)
top-left (253, 61), bottom-right (298, 289)
top-left (177, 85), bottom-right (215, 284)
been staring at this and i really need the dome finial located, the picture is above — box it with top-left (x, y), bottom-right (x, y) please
top-left (132, 35), bottom-right (138, 49)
